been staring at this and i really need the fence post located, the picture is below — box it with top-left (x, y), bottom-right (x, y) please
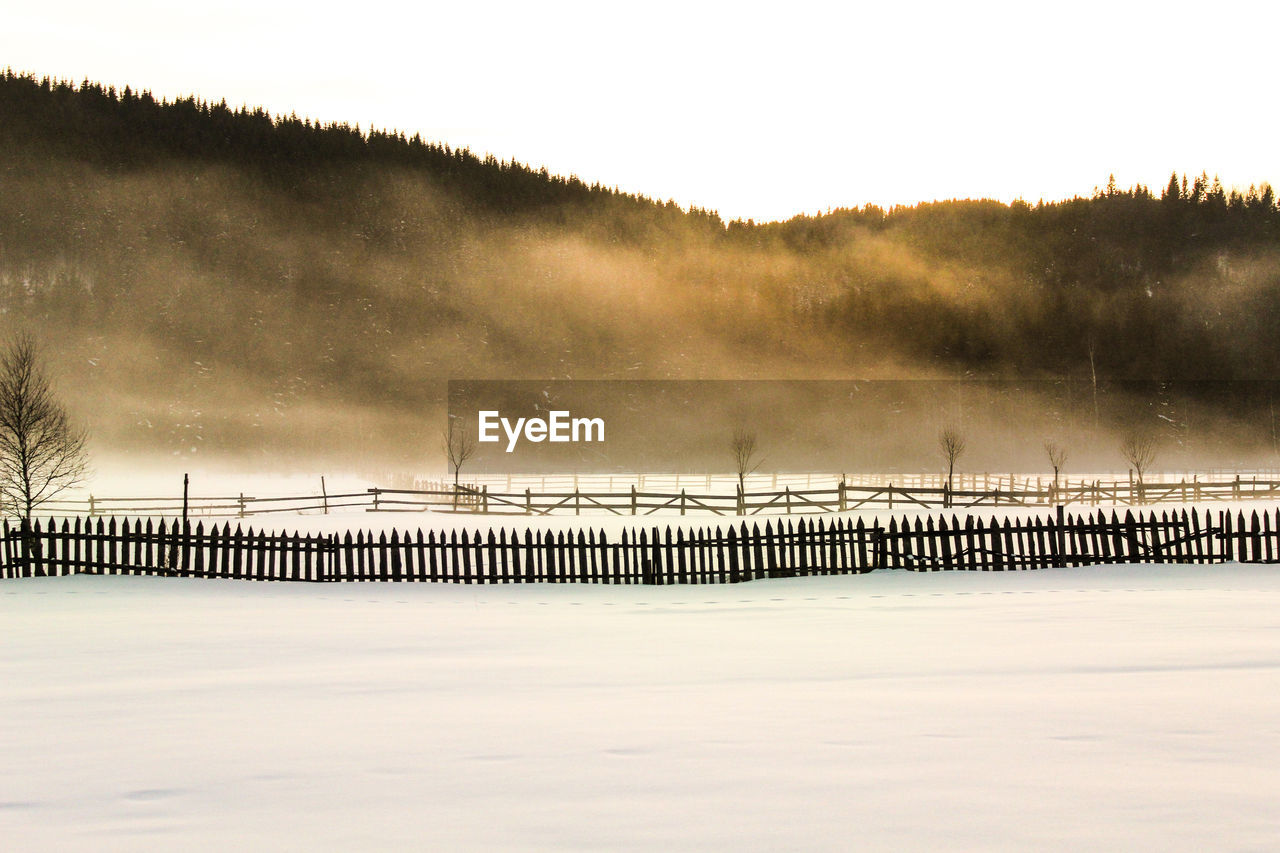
top-left (167, 474), bottom-right (190, 573)
top-left (526, 487), bottom-right (532, 515)
top-left (1053, 505), bottom-right (1066, 568)
top-left (26, 518), bottom-right (48, 577)
top-left (785, 486), bottom-right (791, 515)
top-left (238, 493), bottom-right (246, 519)
top-left (1221, 511), bottom-right (1234, 563)
top-left (482, 485), bottom-right (489, 514)
top-left (839, 477), bottom-right (847, 513)
top-left (680, 489), bottom-right (686, 516)
top-left (18, 517), bottom-right (31, 577)
top-left (323, 533), bottom-right (335, 582)
top-left (631, 485), bottom-right (637, 516)
top-left (639, 529), bottom-right (653, 584)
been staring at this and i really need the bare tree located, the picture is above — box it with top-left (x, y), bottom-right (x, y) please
top-left (729, 428), bottom-right (761, 512)
top-left (1044, 441), bottom-right (1068, 491)
top-left (0, 333), bottom-right (88, 520)
top-left (1119, 432), bottom-right (1157, 503)
top-left (443, 416), bottom-right (475, 496)
top-left (939, 427), bottom-right (965, 507)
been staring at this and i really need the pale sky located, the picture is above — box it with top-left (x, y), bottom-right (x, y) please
top-left (5, 0), bottom-right (1277, 222)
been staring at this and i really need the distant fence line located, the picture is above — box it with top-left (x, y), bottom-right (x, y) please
top-left (36, 473), bottom-right (1280, 519)
top-left (3, 508), bottom-right (1279, 583)
top-left (405, 468), bottom-right (1280, 494)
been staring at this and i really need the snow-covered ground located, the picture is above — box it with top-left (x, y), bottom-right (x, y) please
top-left (4, 564), bottom-right (1280, 850)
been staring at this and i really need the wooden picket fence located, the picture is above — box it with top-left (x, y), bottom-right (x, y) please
top-left (0, 515), bottom-right (872, 583)
top-left (3, 507), bottom-right (1280, 583)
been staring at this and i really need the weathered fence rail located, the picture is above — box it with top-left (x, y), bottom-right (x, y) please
top-left (3, 508), bottom-right (1279, 583)
top-left (421, 468), bottom-right (1280, 493)
top-left (37, 475), bottom-right (1280, 518)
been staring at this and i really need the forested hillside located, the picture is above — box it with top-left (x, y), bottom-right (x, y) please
top-left (1, 71), bottom-right (1278, 466)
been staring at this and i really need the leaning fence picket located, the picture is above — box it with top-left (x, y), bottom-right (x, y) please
top-left (1104, 511), bottom-right (1121, 564)
top-left (1072, 513), bottom-right (1090, 567)
top-left (986, 517), bottom-right (1002, 570)
top-left (928, 516), bottom-right (944, 573)
top-left (1098, 512), bottom-right (1113, 564)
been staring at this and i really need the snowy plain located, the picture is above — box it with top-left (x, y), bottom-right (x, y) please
top-left (4, 562), bottom-right (1280, 851)
top-left (9, 465), bottom-right (1280, 849)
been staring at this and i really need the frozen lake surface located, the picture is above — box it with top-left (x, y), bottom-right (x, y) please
top-left (3, 564), bottom-right (1280, 850)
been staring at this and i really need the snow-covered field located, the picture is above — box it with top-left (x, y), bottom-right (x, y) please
top-left (4, 564), bottom-right (1280, 851)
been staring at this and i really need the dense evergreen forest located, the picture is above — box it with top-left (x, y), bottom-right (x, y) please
top-left (1, 71), bottom-right (1278, 467)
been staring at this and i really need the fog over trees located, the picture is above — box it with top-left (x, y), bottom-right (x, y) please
top-left (1, 72), bottom-right (1278, 469)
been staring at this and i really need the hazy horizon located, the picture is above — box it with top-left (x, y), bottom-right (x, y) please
top-left (3, 48), bottom-right (1279, 479)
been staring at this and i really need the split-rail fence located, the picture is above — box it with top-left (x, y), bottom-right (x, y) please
top-left (38, 475), bottom-right (1280, 519)
top-left (3, 507), bottom-right (1280, 583)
